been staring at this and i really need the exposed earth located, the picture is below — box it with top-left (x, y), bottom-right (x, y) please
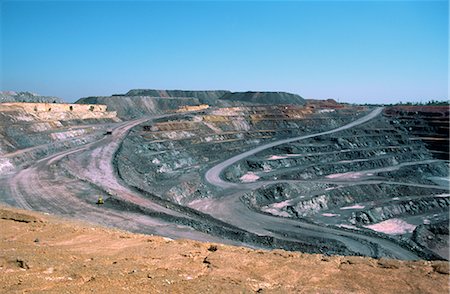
top-left (1, 205), bottom-right (448, 293)
top-left (0, 89), bottom-right (449, 291)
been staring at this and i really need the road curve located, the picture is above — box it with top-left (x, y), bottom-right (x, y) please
top-left (2, 107), bottom-right (422, 259)
top-left (202, 107), bottom-right (421, 260)
top-left (3, 115), bottom-right (229, 242)
top-left (205, 107), bottom-right (384, 189)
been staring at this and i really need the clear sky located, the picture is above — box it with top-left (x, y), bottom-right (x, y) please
top-left (0, 0), bottom-right (448, 103)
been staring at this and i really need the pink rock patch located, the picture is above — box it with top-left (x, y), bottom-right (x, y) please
top-left (240, 172), bottom-right (260, 183)
top-left (267, 155), bottom-right (288, 160)
top-left (340, 204), bottom-right (365, 210)
top-left (364, 219), bottom-right (416, 235)
top-left (322, 213), bottom-right (339, 217)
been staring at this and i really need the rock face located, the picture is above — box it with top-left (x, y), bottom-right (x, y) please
top-left (0, 91), bottom-right (64, 103)
top-left (122, 89), bottom-right (230, 105)
top-left (0, 102), bottom-right (116, 121)
top-left (1, 92), bottom-right (447, 265)
top-left (384, 106), bottom-right (449, 160)
top-left (76, 95), bottom-right (201, 119)
top-left (76, 89), bottom-right (306, 118)
top-left (116, 104), bottom-right (333, 205)
top-left (0, 102), bottom-right (119, 175)
top-left (116, 103), bottom-right (448, 259)
top-left (220, 91), bottom-right (306, 105)
top-left (412, 219), bottom-right (450, 260)
top-left (0, 205), bottom-right (448, 293)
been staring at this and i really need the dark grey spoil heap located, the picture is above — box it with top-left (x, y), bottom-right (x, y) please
top-left (220, 91), bottom-right (306, 105)
top-left (75, 89), bottom-right (306, 119)
top-left (0, 91), bottom-right (64, 103)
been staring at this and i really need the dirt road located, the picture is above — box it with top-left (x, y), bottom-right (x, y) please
top-left (0, 107), bottom-right (435, 259)
top-left (2, 116), bottom-right (228, 242)
top-left (202, 107), bottom-right (422, 260)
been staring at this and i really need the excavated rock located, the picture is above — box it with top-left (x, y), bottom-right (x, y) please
top-left (76, 95), bottom-right (201, 119)
top-left (220, 91), bottom-right (306, 105)
top-left (122, 89), bottom-right (230, 105)
top-left (76, 89), bottom-right (307, 118)
top-left (0, 91), bottom-right (64, 103)
top-left (0, 101), bottom-right (119, 174)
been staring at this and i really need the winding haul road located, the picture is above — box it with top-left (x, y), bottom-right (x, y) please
top-left (3, 116), bottom-right (230, 243)
top-left (205, 107), bottom-right (384, 189)
top-left (201, 107), bottom-right (421, 260)
top-left (2, 107), bottom-right (423, 259)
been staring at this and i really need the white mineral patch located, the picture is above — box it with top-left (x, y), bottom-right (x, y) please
top-left (0, 158), bottom-right (14, 174)
top-left (434, 193), bottom-right (450, 198)
top-left (261, 207), bottom-right (290, 217)
top-left (286, 154), bottom-right (302, 157)
top-left (240, 172), bottom-right (260, 182)
top-left (51, 129), bottom-right (86, 140)
top-left (318, 109), bottom-right (335, 113)
top-left (322, 213), bottom-right (339, 217)
top-left (31, 122), bottom-right (55, 132)
top-left (262, 163), bottom-right (272, 172)
top-left (340, 204), bottom-right (365, 210)
top-left (14, 114), bottom-right (35, 122)
top-left (203, 122), bottom-right (222, 133)
top-left (267, 155), bottom-right (288, 160)
top-left (364, 218), bottom-right (416, 235)
top-left (157, 165), bottom-right (171, 173)
top-left (337, 224), bottom-right (360, 230)
top-left (325, 172), bottom-right (364, 179)
top-left (270, 200), bottom-right (292, 209)
top-left (163, 131), bottom-right (195, 140)
top-left (192, 116), bottom-right (203, 122)
top-left (232, 119), bottom-right (250, 131)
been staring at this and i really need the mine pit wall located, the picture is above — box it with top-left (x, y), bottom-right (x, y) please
top-left (0, 102), bottom-right (119, 174)
top-left (0, 102), bottom-right (117, 121)
top-left (384, 106), bottom-right (449, 160)
top-left (76, 96), bottom-right (201, 119)
top-left (115, 105), bottom-right (368, 205)
top-left (226, 112), bottom-right (449, 260)
top-left (112, 104), bottom-right (449, 258)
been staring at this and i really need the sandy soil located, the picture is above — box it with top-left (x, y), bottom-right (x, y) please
top-left (1, 205), bottom-right (448, 293)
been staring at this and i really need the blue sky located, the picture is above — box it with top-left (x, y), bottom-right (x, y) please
top-left (0, 0), bottom-right (448, 103)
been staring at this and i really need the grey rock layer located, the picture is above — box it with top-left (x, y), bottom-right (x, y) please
top-left (76, 89), bottom-right (306, 118)
top-left (0, 91), bottom-right (64, 103)
top-left (122, 89), bottom-right (230, 105)
top-left (220, 91), bottom-right (305, 105)
top-left (76, 96), bottom-right (200, 119)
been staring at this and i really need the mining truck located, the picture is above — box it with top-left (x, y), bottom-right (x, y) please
top-left (96, 196), bottom-right (104, 205)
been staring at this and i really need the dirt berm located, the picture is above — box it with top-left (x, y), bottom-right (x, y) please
top-left (0, 205), bottom-right (448, 293)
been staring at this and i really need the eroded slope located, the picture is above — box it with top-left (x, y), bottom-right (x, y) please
top-left (1, 205), bottom-right (448, 293)
top-left (0, 102), bottom-right (119, 176)
top-left (116, 103), bottom-right (449, 259)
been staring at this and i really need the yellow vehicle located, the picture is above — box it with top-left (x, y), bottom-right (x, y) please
top-left (96, 196), bottom-right (104, 205)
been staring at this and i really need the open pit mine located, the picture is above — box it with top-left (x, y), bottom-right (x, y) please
top-left (0, 90), bottom-right (448, 262)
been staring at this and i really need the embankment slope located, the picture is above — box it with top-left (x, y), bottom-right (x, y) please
top-left (0, 91), bottom-right (64, 103)
top-left (0, 205), bottom-right (448, 293)
top-left (76, 89), bottom-right (306, 118)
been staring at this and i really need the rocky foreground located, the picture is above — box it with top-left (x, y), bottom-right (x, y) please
top-left (0, 205), bottom-right (448, 293)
